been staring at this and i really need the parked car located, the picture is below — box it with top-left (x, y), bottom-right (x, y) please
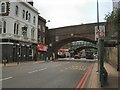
top-left (86, 51), bottom-right (94, 59)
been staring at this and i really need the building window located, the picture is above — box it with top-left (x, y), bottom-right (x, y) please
top-left (0, 21), bottom-right (2, 34)
top-left (15, 5), bottom-right (19, 16)
top-left (22, 10), bottom-right (25, 19)
top-left (38, 36), bottom-right (41, 42)
top-left (42, 26), bottom-right (45, 32)
top-left (43, 37), bottom-right (45, 44)
top-left (14, 22), bottom-right (19, 35)
top-left (28, 13), bottom-right (31, 22)
top-left (0, 20), bottom-right (6, 34)
top-left (26, 11), bottom-right (28, 20)
top-left (38, 25), bottom-right (41, 30)
top-left (14, 23), bottom-right (16, 34)
top-left (16, 24), bottom-right (19, 34)
top-left (1, 2), bottom-right (6, 13)
top-left (22, 26), bottom-right (27, 37)
top-left (33, 16), bottom-right (36, 24)
top-left (55, 36), bottom-right (59, 42)
top-left (31, 28), bottom-right (35, 39)
top-left (3, 21), bottom-right (6, 33)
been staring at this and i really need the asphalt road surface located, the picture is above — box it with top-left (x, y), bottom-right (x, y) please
top-left (2, 59), bottom-right (94, 88)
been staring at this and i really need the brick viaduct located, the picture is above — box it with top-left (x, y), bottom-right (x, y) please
top-left (47, 22), bottom-right (105, 57)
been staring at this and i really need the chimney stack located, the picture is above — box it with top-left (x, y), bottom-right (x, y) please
top-left (27, 0), bottom-right (34, 6)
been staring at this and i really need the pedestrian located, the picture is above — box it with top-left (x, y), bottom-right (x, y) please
top-left (34, 53), bottom-right (37, 61)
top-left (46, 56), bottom-right (48, 62)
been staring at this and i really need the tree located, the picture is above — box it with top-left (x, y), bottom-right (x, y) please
top-left (105, 8), bottom-right (120, 38)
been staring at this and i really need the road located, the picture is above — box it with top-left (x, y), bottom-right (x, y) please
top-left (2, 59), bottom-right (95, 88)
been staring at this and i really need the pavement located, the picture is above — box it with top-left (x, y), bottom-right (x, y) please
top-left (87, 61), bottom-right (119, 89)
top-left (0, 60), bottom-right (45, 67)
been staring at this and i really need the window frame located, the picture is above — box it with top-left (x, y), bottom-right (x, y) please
top-left (3, 20), bottom-right (6, 33)
top-left (33, 16), bottom-right (36, 24)
top-left (15, 5), bottom-right (19, 16)
top-left (0, 21), bottom-right (2, 34)
top-left (1, 2), bottom-right (6, 13)
top-left (28, 13), bottom-right (31, 22)
top-left (14, 22), bottom-right (19, 35)
top-left (22, 10), bottom-right (25, 19)
top-left (0, 20), bottom-right (6, 34)
top-left (22, 25), bottom-right (27, 38)
top-left (31, 28), bottom-right (35, 39)
top-left (26, 11), bottom-right (28, 20)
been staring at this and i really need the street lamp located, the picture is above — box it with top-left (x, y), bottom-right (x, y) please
top-left (97, 0), bottom-right (100, 72)
top-left (117, 15), bottom-right (120, 71)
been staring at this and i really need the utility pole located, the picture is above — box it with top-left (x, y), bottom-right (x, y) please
top-left (97, 0), bottom-right (105, 84)
top-left (117, 15), bottom-right (120, 71)
top-left (97, 0), bottom-right (100, 72)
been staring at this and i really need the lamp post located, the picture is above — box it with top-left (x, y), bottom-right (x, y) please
top-left (117, 17), bottom-right (120, 71)
top-left (97, 0), bottom-right (105, 83)
top-left (97, 0), bottom-right (100, 72)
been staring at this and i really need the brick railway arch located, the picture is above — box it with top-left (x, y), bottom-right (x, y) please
top-left (48, 37), bottom-right (96, 57)
top-left (47, 22), bottom-right (105, 58)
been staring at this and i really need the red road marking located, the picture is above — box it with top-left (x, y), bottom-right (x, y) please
top-left (75, 63), bottom-right (94, 90)
top-left (81, 64), bottom-right (94, 88)
top-left (75, 68), bottom-right (89, 90)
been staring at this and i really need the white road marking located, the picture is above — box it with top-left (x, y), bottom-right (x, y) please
top-left (38, 68), bottom-right (47, 71)
top-left (54, 64), bottom-right (61, 67)
top-left (28, 70), bottom-right (38, 74)
top-left (28, 68), bottom-right (47, 74)
top-left (0, 77), bottom-right (12, 81)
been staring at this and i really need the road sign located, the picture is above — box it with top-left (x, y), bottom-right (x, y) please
top-left (95, 25), bottom-right (105, 41)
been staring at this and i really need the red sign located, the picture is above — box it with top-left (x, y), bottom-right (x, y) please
top-left (38, 43), bottom-right (48, 51)
top-left (38, 43), bottom-right (44, 51)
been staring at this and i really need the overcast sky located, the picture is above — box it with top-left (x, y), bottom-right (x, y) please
top-left (33, 0), bottom-right (113, 29)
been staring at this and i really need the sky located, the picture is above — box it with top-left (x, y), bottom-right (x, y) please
top-left (33, 0), bottom-right (113, 29)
